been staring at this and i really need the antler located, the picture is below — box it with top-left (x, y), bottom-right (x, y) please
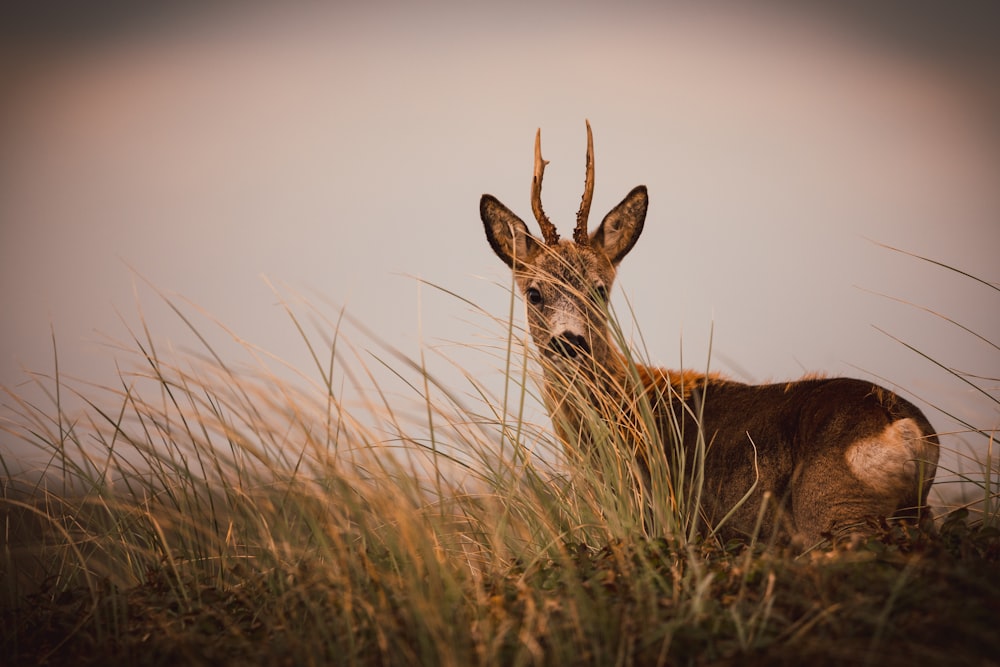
top-left (531, 129), bottom-right (560, 245)
top-left (573, 119), bottom-right (595, 245)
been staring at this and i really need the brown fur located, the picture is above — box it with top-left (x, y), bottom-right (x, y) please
top-left (480, 126), bottom-right (939, 548)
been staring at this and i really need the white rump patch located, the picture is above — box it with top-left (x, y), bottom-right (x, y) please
top-left (845, 418), bottom-right (925, 494)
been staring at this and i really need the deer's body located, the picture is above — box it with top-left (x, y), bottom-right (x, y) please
top-left (480, 122), bottom-right (939, 547)
top-left (624, 369), bottom-right (935, 544)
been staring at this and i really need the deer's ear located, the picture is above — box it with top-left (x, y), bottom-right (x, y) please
top-left (591, 185), bottom-right (647, 265)
top-left (481, 195), bottom-right (542, 268)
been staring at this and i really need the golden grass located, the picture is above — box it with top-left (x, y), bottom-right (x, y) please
top-left (1, 276), bottom-right (997, 666)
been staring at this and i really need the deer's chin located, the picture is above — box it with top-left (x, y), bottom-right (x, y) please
top-left (541, 350), bottom-right (595, 379)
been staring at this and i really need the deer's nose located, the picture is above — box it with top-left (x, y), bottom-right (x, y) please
top-left (550, 332), bottom-right (590, 359)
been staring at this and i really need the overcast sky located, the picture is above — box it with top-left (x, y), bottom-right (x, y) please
top-left (2, 2), bottom-right (998, 488)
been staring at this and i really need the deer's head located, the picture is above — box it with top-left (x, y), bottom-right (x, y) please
top-left (480, 122), bottom-right (648, 375)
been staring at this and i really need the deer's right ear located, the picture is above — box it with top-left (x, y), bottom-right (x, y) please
top-left (591, 185), bottom-right (647, 265)
top-left (481, 195), bottom-right (541, 268)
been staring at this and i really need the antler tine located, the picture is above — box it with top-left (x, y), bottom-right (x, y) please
top-left (574, 119), bottom-right (595, 245)
top-left (531, 129), bottom-right (560, 245)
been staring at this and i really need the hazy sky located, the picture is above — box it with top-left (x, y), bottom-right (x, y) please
top-left (1, 2), bottom-right (998, 484)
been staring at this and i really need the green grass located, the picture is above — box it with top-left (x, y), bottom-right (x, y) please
top-left (1, 278), bottom-right (997, 666)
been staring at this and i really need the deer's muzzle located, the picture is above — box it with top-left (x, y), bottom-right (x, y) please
top-left (549, 332), bottom-right (590, 359)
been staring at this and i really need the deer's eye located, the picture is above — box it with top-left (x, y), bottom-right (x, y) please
top-left (526, 287), bottom-right (543, 305)
top-left (594, 285), bottom-right (608, 303)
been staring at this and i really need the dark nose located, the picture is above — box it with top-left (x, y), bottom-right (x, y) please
top-left (550, 332), bottom-right (590, 359)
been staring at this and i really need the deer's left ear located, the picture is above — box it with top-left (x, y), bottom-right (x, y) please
top-left (481, 194), bottom-right (542, 268)
top-left (591, 185), bottom-right (647, 265)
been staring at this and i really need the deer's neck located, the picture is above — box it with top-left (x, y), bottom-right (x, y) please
top-left (541, 343), bottom-right (721, 452)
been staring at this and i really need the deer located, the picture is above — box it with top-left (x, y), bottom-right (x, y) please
top-left (479, 121), bottom-right (939, 549)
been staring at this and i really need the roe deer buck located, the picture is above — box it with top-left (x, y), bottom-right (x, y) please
top-left (479, 121), bottom-right (939, 547)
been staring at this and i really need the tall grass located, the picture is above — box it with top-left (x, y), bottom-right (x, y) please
top-left (1, 267), bottom-right (997, 666)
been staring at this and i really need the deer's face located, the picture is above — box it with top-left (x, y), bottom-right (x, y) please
top-left (480, 186), bottom-right (648, 372)
top-left (515, 242), bottom-right (616, 370)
